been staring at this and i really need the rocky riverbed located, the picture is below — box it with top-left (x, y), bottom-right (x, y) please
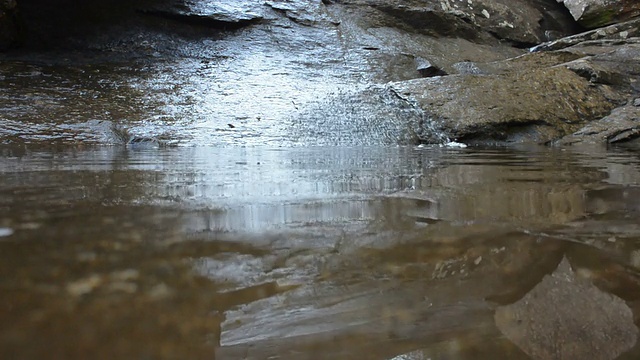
top-left (0, 0), bottom-right (638, 146)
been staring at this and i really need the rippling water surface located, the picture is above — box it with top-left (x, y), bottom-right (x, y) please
top-left (3, 4), bottom-right (635, 357)
top-left (2, 144), bottom-right (640, 359)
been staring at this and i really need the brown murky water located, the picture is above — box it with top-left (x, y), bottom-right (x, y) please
top-left (2, 2), bottom-right (636, 357)
top-left (1, 144), bottom-right (640, 359)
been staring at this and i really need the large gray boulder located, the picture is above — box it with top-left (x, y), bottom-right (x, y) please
top-left (561, 40), bottom-right (640, 90)
top-left (557, 0), bottom-right (640, 29)
top-left (291, 18), bottom-right (640, 146)
top-left (385, 25), bottom-right (640, 146)
top-left (391, 65), bottom-right (621, 144)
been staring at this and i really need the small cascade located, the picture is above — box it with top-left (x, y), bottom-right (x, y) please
top-left (289, 84), bottom-right (452, 146)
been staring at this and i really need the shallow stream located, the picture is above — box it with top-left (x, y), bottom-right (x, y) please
top-left (1, 13), bottom-right (639, 358)
top-left (2, 144), bottom-right (640, 359)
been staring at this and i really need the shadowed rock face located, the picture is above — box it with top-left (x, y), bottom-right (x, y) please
top-left (11, 0), bottom-right (579, 49)
top-left (16, 0), bottom-right (142, 48)
top-left (14, 0), bottom-right (267, 49)
top-left (0, 0), bottom-right (21, 50)
top-left (338, 0), bottom-right (579, 46)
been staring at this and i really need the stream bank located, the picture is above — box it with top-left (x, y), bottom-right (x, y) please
top-left (1, 0), bottom-right (638, 146)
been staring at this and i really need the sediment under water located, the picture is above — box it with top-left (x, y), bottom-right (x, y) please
top-left (1, 145), bottom-right (640, 359)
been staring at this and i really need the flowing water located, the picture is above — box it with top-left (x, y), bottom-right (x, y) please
top-left (1, 143), bottom-right (640, 359)
top-left (0, 15), bottom-right (639, 358)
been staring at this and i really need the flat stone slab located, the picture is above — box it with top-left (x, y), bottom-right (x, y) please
top-left (391, 66), bottom-right (618, 144)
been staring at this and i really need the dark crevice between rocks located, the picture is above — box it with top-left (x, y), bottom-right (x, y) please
top-left (372, 5), bottom-right (482, 41)
top-left (0, 1), bottom-right (24, 50)
top-left (15, 0), bottom-right (149, 49)
top-left (264, 5), bottom-right (307, 26)
top-left (607, 127), bottom-right (640, 144)
top-left (415, 57), bottom-right (447, 78)
top-left (536, 1), bottom-right (586, 38)
top-left (491, 1), bottom-right (584, 49)
top-left (492, 35), bottom-right (539, 50)
top-left (453, 120), bottom-right (560, 145)
top-left (11, 0), bottom-right (262, 51)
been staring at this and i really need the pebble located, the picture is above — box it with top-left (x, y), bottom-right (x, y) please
top-left (107, 281), bottom-right (138, 294)
top-left (148, 283), bottom-right (173, 300)
top-left (66, 274), bottom-right (102, 296)
top-left (633, 98), bottom-right (640, 107)
top-left (110, 269), bottom-right (140, 281)
top-left (0, 227), bottom-right (14, 238)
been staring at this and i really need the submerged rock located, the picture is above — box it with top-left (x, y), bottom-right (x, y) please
top-left (495, 257), bottom-right (638, 360)
top-left (126, 136), bottom-right (162, 149)
top-left (86, 120), bottom-right (165, 148)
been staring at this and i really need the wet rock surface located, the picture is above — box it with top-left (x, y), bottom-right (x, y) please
top-left (391, 66), bottom-right (620, 144)
top-left (0, 0), bottom-right (20, 50)
top-left (141, 0), bottom-right (265, 29)
top-left (1, 0), bottom-right (639, 146)
top-left (0, 0), bottom-right (523, 147)
top-left (343, 0), bottom-right (578, 46)
top-left (557, 103), bottom-right (640, 145)
top-left (558, 0), bottom-right (640, 29)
